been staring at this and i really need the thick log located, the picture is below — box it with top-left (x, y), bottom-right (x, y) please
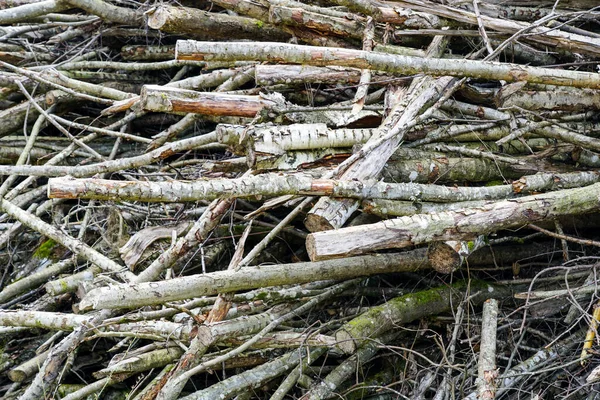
top-left (268, 5), bottom-right (365, 38)
top-left (306, 182), bottom-right (600, 261)
top-left (382, 154), bottom-right (540, 183)
top-left (147, 5), bottom-right (290, 41)
top-left (496, 83), bottom-right (600, 111)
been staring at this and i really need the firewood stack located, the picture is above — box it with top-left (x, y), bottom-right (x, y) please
top-left (1, 0), bottom-right (600, 398)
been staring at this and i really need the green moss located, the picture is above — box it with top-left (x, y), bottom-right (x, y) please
top-left (467, 240), bottom-right (476, 251)
top-left (255, 20), bottom-right (264, 28)
top-left (56, 384), bottom-right (87, 397)
top-left (485, 180), bottom-right (504, 187)
top-left (344, 282), bottom-right (468, 333)
top-left (253, 292), bottom-right (268, 301)
top-left (33, 239), bottom-right (58, 260)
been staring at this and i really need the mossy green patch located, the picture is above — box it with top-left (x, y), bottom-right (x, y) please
top-left (33, 239), bottom-right (58, 260)
top-left (485, 180), bottom-right (504, 187)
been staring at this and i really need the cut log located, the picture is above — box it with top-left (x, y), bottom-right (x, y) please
top-left (147, 5), bottom-right (289, 41)
top-left (306, 182), bottom-right (600, 261)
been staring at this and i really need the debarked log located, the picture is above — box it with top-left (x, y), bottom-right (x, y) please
top-left (306, 182), bottom-right (600, 261)
top-left (140, 85), bottom-right (276, 117)
top-left (79, 251), bottom-right (432, 310)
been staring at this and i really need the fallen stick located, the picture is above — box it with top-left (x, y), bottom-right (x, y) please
top-left (176, 41), bottom-right (600, 89)
top-left (48, 170), bottom-right (600, 203)
top-left (79, 251), bottom-right (431, 310)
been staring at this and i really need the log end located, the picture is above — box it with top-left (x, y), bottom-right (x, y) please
top-left (304, 213), bottom-right (335, 233)
top-left (146, 6), bottom-right (168, 30)
top-left (7, 369), bottom-right (26, 383)
top-left (335, 329), bottom-right (358, 354)
top-left (306, 232), bottom-right (345, 262)
top-left (305, 233), bottom-right (319, 262)
top-left (77, 291), bottom-right (98, 312)
top-left (427, 242), bottom-right (461, 274)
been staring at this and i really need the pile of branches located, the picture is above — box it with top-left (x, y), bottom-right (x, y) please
top-left (1, 0), bottom-right (600, 398)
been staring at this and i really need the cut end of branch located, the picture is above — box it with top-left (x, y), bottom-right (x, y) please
top-left (146, 6), bottom-right (169, 30)
top-left (304, 213), bottom-right (335, 233)
top-left (305, 233), bottom-right (317, 261)
top-left (334, 329), bottom-right (357, 354)
top-left (427, 241), bottom-right (461, 274)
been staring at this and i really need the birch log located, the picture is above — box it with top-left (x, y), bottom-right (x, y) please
top-left (45, 174), bottom-right (519, 202)
top-left (306, 182), bottom-right (600, 261)
top-left (79, 251), bottom-right (431, 310)
top-left (216, 123), bottom-right (376, 155)
top-left (175, 41), bottom-right (600, 89)
top-left (48, 166), bottom-right (600, 204)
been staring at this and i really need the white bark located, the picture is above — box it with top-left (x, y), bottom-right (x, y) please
top-left (307, 182), bottom-right (600, 261)
top-left (0, 0), bottom-right (69, 24)
top-left (176, 40), bottom-right (600, 89)
top-left (217, 123), bottom-right (376, 155)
